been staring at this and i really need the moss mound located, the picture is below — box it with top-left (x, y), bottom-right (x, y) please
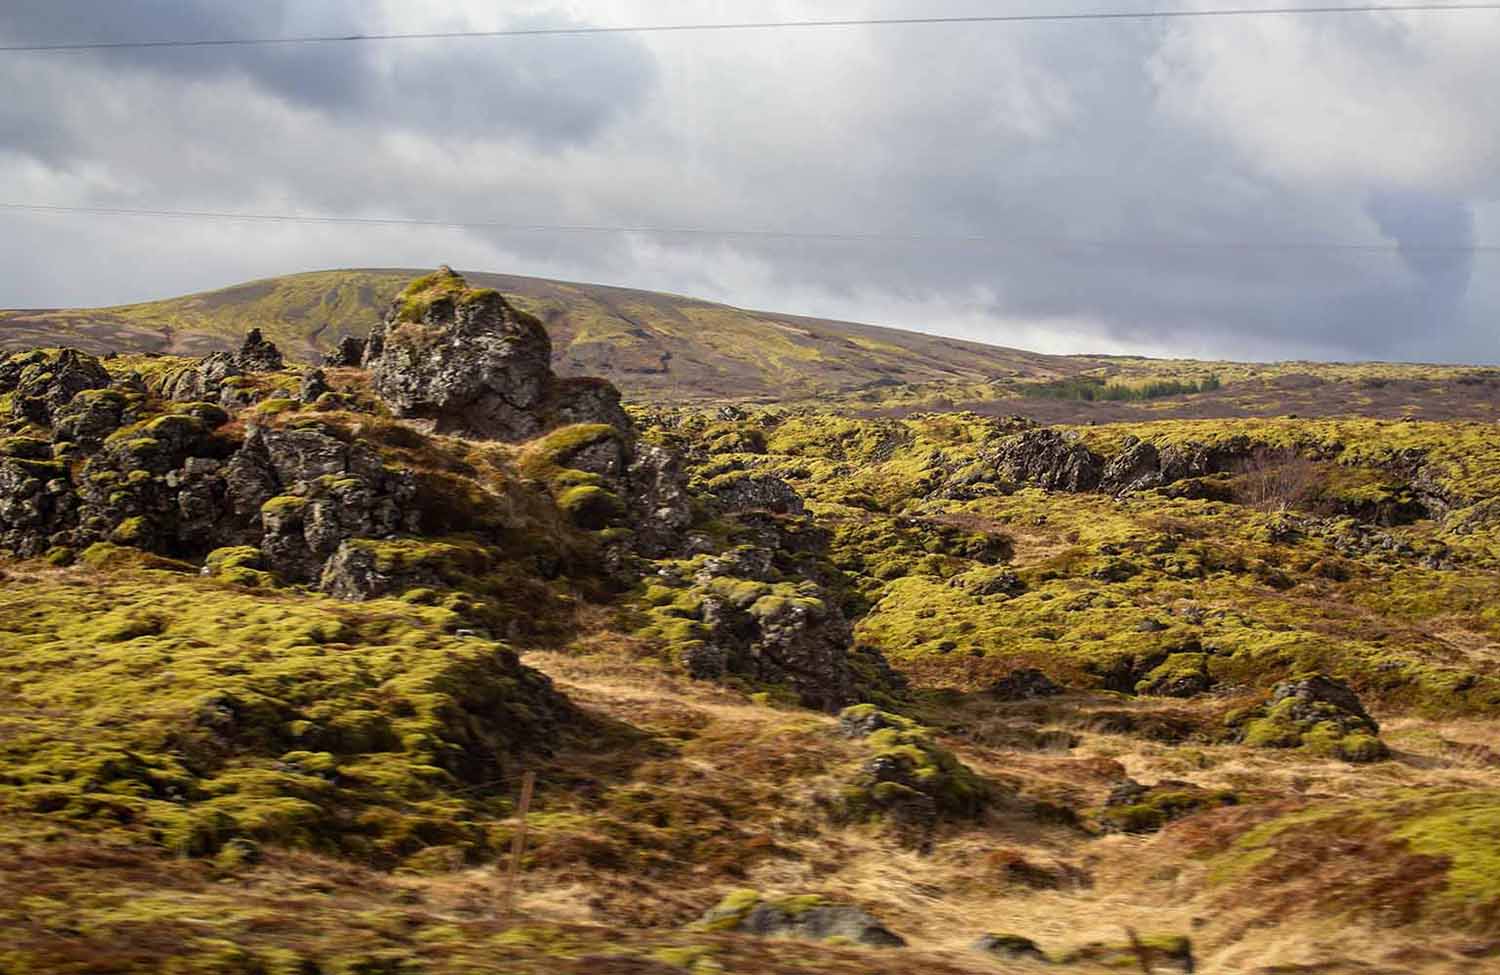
top-left (0, 566), bottom-right (572, 868)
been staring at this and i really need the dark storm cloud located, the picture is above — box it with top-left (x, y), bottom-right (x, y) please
top-left (1366, 188), bottom-right (1475, 301)
top-left (0, 2), bottom-right (656, 147)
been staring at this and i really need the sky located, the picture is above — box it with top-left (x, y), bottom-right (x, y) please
top-left (1, 0), bottom-right (1497, 363)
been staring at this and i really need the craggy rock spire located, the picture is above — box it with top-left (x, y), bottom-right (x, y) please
top-left (361, 267), bottom-right (627, 440)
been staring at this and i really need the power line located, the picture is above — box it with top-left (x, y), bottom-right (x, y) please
top-left (3, 201), bottom-right (1493, 256)
top-left (1, 4), bottom-right (1498, 53)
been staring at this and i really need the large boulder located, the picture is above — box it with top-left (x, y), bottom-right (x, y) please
top-left (1235, 674), bottom-right (1388, 762)
top-left (364, 269), bottom-right (556, 440)
top-left (236, 329), bottom-right (285, 372)
top-left (703, 472), bottom-right (806, 515)
top-left (682, 576), bottom-right (856, 711)
top-left (323, 334), bottom-right (366, 367)
top-left (255, 426), bottom-right (420, 582)
top-left (50, 388), bottom-right (138, 448)
top-left (622, 444), bottom-right (693, 558)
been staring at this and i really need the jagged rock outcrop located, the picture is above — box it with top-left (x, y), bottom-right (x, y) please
top-left (978, 427), bottom-right (1268, 498)
top-left (834, 704), bottom-right (992, 849)
top-left (1, 349), bottom-right (111, 425)
top-left (159, 330), bottom-right (289, 407)
top-left (989, 428), bottom-right (1104, 492)
top-left (323, 334), bottom-right (366, 367)
top-left (621, 444), bottom-right (694, 558)
top-left (363, 269), bottom-right (627, 440)
top-left (298, 368), bottom-right (329, 404)
top-left (1269, 675), bottom-right (1380, 734)
top-left (676, 555), bottom-right (857, 711)
top-left (0, 440), bottom-right (72, 557)
top-left (50, 388), bottom-right (138, 449)
top-left (253, 427), bottom-right (422, 582)
top-left (703, 472), bottom-right (806, 516)
top-left (1099, 436), bottom-right (1163, 494)
top-left (237, 329), bottom-right (285, 372)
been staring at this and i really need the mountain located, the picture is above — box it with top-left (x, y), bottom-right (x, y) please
top-left (0, 268), bottom-right (1088, 401)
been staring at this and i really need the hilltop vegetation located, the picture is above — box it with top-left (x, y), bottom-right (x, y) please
top-left (6, 268), bottom-right (1498, 420)
top-left (3, 269), bottom-right (1500, 973)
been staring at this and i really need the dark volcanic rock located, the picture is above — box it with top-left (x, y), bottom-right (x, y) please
top-left (1268, 674), bottom-right (1379, 735)
top-left (256, 427), bottom-right (421, 583)
top-left (298, 368), bottom-right (330, 404)
top-left (364, 280), bottom-right (555, 439)
top-left (684, 581), bottom-right (856, 712)
top-left (990, 428), bottom-right (1104, 492)
top-left (621, 444), bottom-right (693, 558)
top-left (1100, 436), bottom-right (1163, 495)
top-left (323, 334), bottom-right (367, 367)
top-left (705, 472), bottom-right (806, 515)
top-left (1236, 673), bottom-right (1388, 762)
top-left (50, 388), bottom-right (135, 448)
top-left (989, 668), bottom-right (1064, 700)
top-left (160, 351), bottom-right (242, 404)
top-left (2, 349), bottom-right (111, 425)
top-left (973, 934), bottom-right (1048, 962)
top-left (237, 329), bottom-right (285, 372)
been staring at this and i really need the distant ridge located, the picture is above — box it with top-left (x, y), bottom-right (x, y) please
top-left (0, 268), bottom-right (1089, 401)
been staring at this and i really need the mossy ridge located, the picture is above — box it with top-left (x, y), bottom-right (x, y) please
top-left (0, 565), bottom-right (569, 869)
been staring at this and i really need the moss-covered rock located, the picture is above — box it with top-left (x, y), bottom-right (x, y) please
top-left (693, 889), bottom-right (905, 947)
top-left (1233, 674), bottom-right (1389, 762)
top-left (834, 706), bottom-right (991, 846)
top-left (1096, 778), bottom-right (1238, 834)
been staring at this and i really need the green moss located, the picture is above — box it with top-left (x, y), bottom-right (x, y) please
top-left (251, 398), bottom-right (299, 418)
top-left (108, 516), bottom-right (149, 546)
top-left (205, 546), bottom-right (266, 573)
top-left (1209, 789), bottom-right (1500, 932)
top-left (1097, 787), bottom-right (1237, 834)
top-left (0, 565), bottom-right (568, 866)
top-left (556, 485), bottom-right (624, 531)
top-left (261, 495), bottom-right (309, 516)
top-left (838, 707), bottom-right (991, 823)
top-left (0, 436), bottom-right (51, 459)
top-left (393, 268), bottom-right (486, 324)
top-left (77, 542), bottom-right (193, 573)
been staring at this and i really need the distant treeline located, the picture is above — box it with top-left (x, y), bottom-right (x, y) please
top-left (1016, 374), bottom-right (1221, 402)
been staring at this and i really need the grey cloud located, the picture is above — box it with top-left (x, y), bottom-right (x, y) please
top-left (0, 2), bottom-right (656, 148)
top-left (1366, 188), bottom-right (1475, 298)
top-left (0, 1), bottom-right (1497, 364)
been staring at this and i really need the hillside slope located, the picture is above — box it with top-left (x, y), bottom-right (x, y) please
top-left (0, 268), bottom-right (1084, 401)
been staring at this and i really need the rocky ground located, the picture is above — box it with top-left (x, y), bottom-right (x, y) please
top-left (3, 269), bottom-right (1500, 973)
